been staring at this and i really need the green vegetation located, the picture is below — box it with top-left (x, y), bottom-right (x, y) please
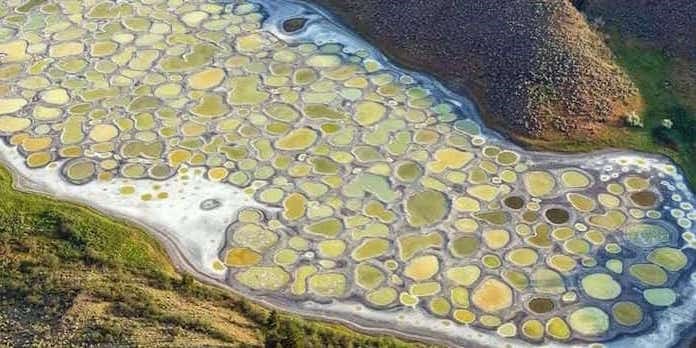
top-left (610, 37), bottom-right (696, 177)
top-left (523, 30), bottom-right (696, 187)
top-left (0, 165), bottom-right (427, 347)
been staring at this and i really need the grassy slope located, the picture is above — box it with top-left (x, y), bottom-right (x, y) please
top-left (517, 31), bottom-right (696, 187)
top-left (0, 165), bottom-right (428, 347)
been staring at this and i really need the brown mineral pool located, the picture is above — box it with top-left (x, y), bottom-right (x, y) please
top-left (545, 208), bottom-right (570, 224)
top-left (503, 196), bottom-right (525, 209)
top-left (283, 17), bottom-right (308, 33)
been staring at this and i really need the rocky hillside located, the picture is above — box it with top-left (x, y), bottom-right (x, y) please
top-left (582, 0), bottom-right (696, 60)
top-left (307, 0), bottom-right (639, 141)
top-left (582, 0), bottom-right (696, 113)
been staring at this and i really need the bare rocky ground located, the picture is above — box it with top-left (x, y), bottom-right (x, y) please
top-left (306, 0), bottom-right (640, 141)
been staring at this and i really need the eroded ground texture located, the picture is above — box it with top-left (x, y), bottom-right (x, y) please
top-left (0, 0), bottom-right (695, 346)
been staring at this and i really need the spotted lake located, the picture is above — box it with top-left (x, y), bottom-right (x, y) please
top-left (0, 0), bottom-right (695, 346)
